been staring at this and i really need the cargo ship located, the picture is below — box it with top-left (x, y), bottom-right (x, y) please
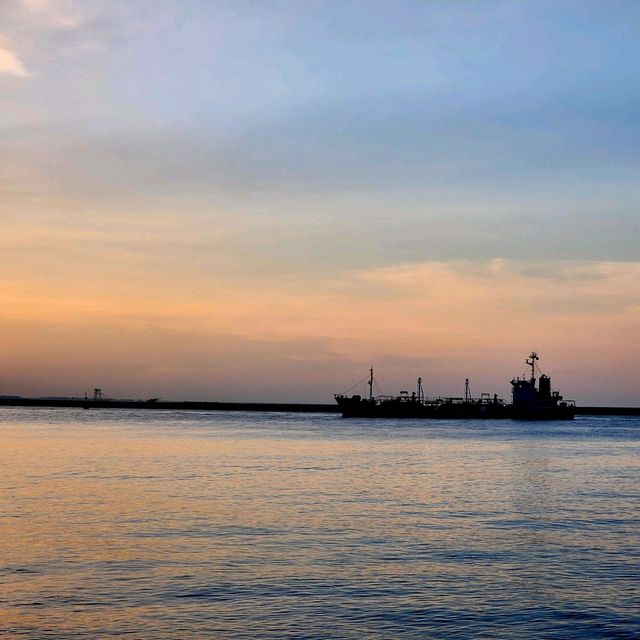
top-left (335, 352), bottom-right (575, 420)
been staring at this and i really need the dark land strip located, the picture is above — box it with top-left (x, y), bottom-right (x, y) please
top-left (0, 397), bottom-right (638, 415)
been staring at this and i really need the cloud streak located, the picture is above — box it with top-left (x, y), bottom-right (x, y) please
top-left (0, 39), bottom-right (29, 76)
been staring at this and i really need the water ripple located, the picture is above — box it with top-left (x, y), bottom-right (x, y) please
top-left (0, 408), bottom-right (638, 639)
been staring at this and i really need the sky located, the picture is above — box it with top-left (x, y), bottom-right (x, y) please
top-left (1, 0), bottom-right (639, 404)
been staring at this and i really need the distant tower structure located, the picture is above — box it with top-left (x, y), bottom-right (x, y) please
top-left (93, 388), bottom-right (103, 401)
top-left (465, 378), bottom-right (471, 402)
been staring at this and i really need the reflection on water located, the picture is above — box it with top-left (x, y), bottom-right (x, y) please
top-left (0, 408), bottom-right (638, 639)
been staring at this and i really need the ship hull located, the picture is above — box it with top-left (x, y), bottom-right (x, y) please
top-left (510, 404), bottom-right (575, 420)
top-left (335, 396), bottom-right (575, 420)
top-left (335, 395), bottom-right (510, 420)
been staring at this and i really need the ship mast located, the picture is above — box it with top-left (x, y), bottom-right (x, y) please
top-left (368, 366), bottom-right (374, 401)
top-left (526, 352), bottom-right (539, 382)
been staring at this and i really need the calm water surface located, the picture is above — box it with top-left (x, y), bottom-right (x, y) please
top-left (1, 408), bottom-right (638, 639)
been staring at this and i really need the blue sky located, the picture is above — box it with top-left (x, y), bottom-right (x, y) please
top-left (4, 1), bottom-right (640, 263)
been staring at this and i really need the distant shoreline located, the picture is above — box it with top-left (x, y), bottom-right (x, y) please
top-left (0, 397), bottom-right (339, 413)
top-left (0, 397), bottom-right (638, 416)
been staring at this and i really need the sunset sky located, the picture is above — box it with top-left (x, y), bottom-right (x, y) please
top-left (2, 0), bottom-right (639, 404)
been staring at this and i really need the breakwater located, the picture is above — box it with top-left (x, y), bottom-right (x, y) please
top-left (0, 397), bottom-right (339, 413)
top-left (0, 397), bottom-right (638, 415)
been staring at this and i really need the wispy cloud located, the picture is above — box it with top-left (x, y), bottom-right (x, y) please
top-left (0, 0), bottom-right (135, 78)
top-left (18, 0), bottom-right (86, 28)
top-left (0, 38), bottom-right (29, 76)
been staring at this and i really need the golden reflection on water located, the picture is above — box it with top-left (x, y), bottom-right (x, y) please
top-left (1, 411), bottom-right (639, 639)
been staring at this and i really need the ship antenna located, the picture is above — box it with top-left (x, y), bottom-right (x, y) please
top-left (526, 352), bottom-right (539, 382)
top-left (417, 376), bottom-right (424, 402)
top-left (465, 378), bottom-right (471, 402)
top-left (368, 366), bottom-right (374, 401)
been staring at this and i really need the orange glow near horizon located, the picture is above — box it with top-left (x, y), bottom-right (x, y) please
top-left (1, 243), bottom-right (638, 405)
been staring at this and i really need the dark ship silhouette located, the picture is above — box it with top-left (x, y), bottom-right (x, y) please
top-left (509, 352), bottom-right (575, 420)
top-left (335, 352), bottom-right (575, 420)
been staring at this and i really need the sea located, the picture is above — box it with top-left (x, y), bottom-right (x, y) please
top-left (1, 407), bottom-right (638, 639)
